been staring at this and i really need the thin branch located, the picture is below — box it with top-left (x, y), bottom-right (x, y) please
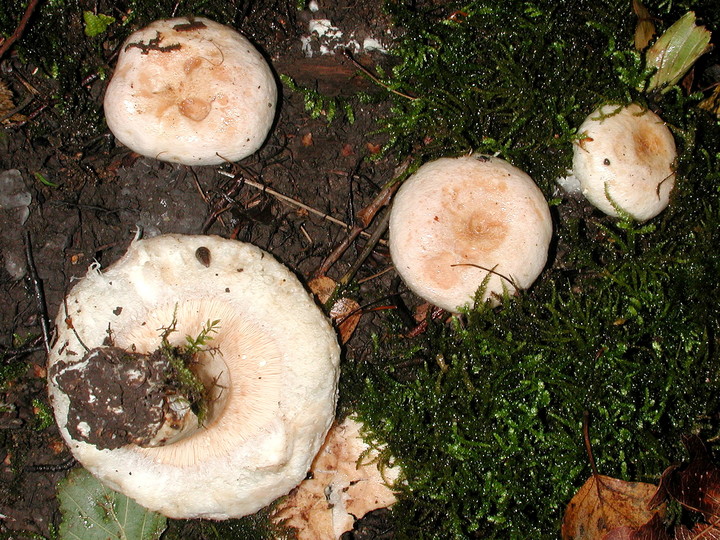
top-left (315, 158), bottom-right (409, 277)
top-left (0, 0), bottom-right (41, 60)
top-left (343, 49), bottom-right (417, 100)
top-left (339, 207), bottom-right (390, 286)
top-left (23, 231), bottom-right (52, 355)
top-left (216, 169), bottom-right (379, 241)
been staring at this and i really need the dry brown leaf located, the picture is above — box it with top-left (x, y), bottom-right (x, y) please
top-left (272, 416), bottom-right (400, 540)
top-left (604, 513), bottom-right (670, 539)
top-left (330, 297), bottom-right (361, 344)
top-left (655, 435), bottom-right (720, 521)
top-left (562, 474), bottom-right (664, 540)
top-left (301, 131), bottom-right (314, 146)
top-left (308, 276), bottom-right (361, 343)
top-left (308, 275), bottom-right (337, 305)
top-left (633, 0), bottom-right (656, 50)
top-left (0, 79), bottom-right (25, 124)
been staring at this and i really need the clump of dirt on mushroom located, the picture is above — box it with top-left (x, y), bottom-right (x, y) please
top-left (50, 316), bottom-right (217, 451)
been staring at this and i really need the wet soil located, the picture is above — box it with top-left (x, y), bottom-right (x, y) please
top-left (0, 0), bottom-right (402, 536)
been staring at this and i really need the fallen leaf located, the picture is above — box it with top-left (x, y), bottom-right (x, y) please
top-left (654, 434), bottom-right (720, 521)
top-left (330, 297), bottom-right (361, 344)
top-left (308, 275), bottom-right (361, 343)
top-left (272, 416), bottom-right (400, 540)
top-left (302, 131), bottom-right (314, 146)
top-left (365, 142), bottom-right (382, 154)
top-left (644, 11), bottom-right (712, 93)
top-left (674, 522), bottom-right (720, 539)
top-left (604, 513), bottom-right (670, 539)
top-left (633, 0), bottom-right (656, 50)
top-left (562, 474), bottom-right (664, 540)
top-left (309, 275), bottom-right (337, 304)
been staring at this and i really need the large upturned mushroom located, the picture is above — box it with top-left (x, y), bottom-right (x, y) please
top-left (103, 17), bottom-right (277, 165)
top-left (47, 234), bottom-right (340, 519)
top-left (572, 103), bottom-right (677, 221)
top-left (388, 155), bottom-right (553, 312)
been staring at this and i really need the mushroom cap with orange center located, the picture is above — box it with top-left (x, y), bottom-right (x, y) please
top-left (389, 155), bottom-right (553, 312)
top-left (572, 103), bottom-right (677, 221)
top-left (103, 17), bottom-right (277, 165)
top-left (47, 234), bottom-right (340, 520)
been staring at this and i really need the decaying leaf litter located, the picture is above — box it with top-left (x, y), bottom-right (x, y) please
top-left (1, 0), bottom-right (720, 538)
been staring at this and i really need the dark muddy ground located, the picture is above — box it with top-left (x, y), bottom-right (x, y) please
top-left (0, 1), bottom-right (405, 536)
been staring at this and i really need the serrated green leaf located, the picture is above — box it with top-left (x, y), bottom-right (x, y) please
top-left (83, 11), bottom-right (115, 38)
top-left (645, 11), bottom-right (712, 93)
top-left (57, 468), bottom-right (167, 540)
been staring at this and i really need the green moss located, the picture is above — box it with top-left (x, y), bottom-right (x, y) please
top-left (339, 0), bottom-right (720, 537)
top-left (372, 0), bottom-right (719, 189)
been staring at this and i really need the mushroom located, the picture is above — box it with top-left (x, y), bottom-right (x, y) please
top-left (103, 17), bottom-right (277, 165)
top-left (388, 155), bottom-right (553, 312)
top-left (572, 103), bottom-right (677, 221)
top-left (273, 415), bottom-right (400, 539)
top-left (47, 234), bottom-right (340, 520)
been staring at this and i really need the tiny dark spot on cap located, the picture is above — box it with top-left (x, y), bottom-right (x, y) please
top-left (195, 246), bottom-right (211, 267)
top-left (268, 102), bottom-right (272, 107)
top-left (225, 288), bottom-right (230, 292)
top-left (113, 307), bottom-right (123, 316)
top-left (237, 268), bottom-right (244, 272)
top-left (603, 158), bottom-right (611, 165)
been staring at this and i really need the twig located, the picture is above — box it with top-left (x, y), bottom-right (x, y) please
top-left (25, 455), bottom-right (77, 473)
top-left (315, 158), bottom-right (410, 278)
top-left (0, 337), bottom-right (45, 363)
top-left (0, 0), bottom-right (41, 60)
top-left (216, 169), bottom-right (378, 241)
top-left (339, 207), bottom-right (390, 286)
top-left (23, 232), bottom-right (52, 355)
top-left (343, 49), bottom-right (417, 101)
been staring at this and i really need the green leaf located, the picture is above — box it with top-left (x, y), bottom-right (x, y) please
top-left (645, 11), bottom-right (712, 93)
top-left (57, 468), bottom-right (167, 540)
top-left (83, 11), bottom-right (115, 38)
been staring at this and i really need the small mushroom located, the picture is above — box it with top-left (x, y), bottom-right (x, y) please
top-left (47, 234), bottom-right (340, 520)
top-left (103, 17), bottom-right (277, 165)
top-left (388, 155), bottom-right (553, 312)
top-left (572, 103), bottom-right (677, 221)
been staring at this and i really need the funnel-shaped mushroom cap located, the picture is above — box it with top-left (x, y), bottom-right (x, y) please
top-left (572, 103), bottom-right (677, 221)
top-left (47, 235), bottom-right (340, 520)
top-left (103, 17), bottom-right (277, 165)
top-left (389, 155), bottom-right (552, 312)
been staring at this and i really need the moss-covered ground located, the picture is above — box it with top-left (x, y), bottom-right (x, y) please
top-left (337, 0), bottom-right (720, 537)
top-left (1, 0), bottom-right (719, 538)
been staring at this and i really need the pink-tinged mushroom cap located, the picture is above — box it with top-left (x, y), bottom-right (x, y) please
top-left (572, 103), bottom-right (677, 221)
top-left (388, 155), bottom-right (553, 312)
top-left (47, 234), bottom-right (340, 520)
top-left (103, 17), bottom-right (277, 165)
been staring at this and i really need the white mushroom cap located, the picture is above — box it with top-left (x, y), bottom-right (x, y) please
top-left (388, 155), bottom-right (553, 312)
top-left (572, 103), bottom-right (677, 221)
top-left (47, 234), bottom-right (340, 520)
top-left (103, 17), bottom-right (277, 165)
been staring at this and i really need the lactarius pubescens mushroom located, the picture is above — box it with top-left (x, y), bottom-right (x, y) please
top-left (47, 234), bottom-right (340, 519)
top-left (388, 155), bottom-right (552, 312)
top-left (103, 17), bottom-right (277, 165)
top-left (572, 103), bottom-right (677, 221)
